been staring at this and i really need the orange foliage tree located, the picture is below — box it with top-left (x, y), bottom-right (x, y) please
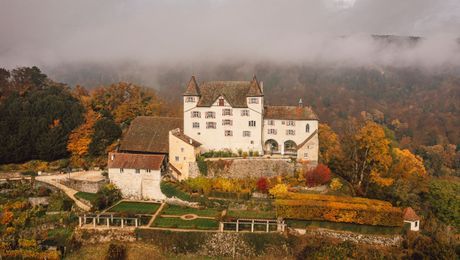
top-left (304, 164), bottom-right (332, 187)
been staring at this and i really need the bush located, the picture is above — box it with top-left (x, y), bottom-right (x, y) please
top-left (269, 184), bottom-right (288, 197)
top-left (329, 178), bottom-right (343, 191)
top-left (242, 152), bottom-right (248, 158)
top-left (93, 184), bottom-right (122, 210)
top-left (249, 150), bottom-right (254, 157)
top-left (304, 164), bottom-right (331, 187)
top-left (256, 177), bottom-right (269, 193)
top-left (253, 151), bottom-right (260, 157)
top-left (160, 182), bottom-right (191, 201)
top-left (196, 156), bottom-right (208, 176)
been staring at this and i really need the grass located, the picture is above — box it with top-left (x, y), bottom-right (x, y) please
top-left (152, 217), bottom-right (219, 230)
top-left (286, 219), bottom-right (403, 235)
top-left (162, 204), bottom-right (221, 217)
top-left (108, 201), bottom-right (161, 214)
top-left (160, 182), bottom-right (191, 201)
top-left (75, 191), bottom-right (97, 203)
top-left (226, 210), bottom-right (276, 219)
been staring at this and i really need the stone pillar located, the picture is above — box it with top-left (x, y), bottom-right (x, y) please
top-left (79, 216), bottom-right (82, 227)
top-left (219, 222), bottom-right (224, 232)
top-left (251, 220), bottom-right (254, 232)
top-left (236, 220), bottom-right (239, 232)
top-left (135, 218), bottom-right (138, 227)
top-left (281, 143), bottom-right (285, 155)
top-left (83, 214), bottom-right (86, 224)
top-left (121, 219), bottom-right (124, 228)
top-left (266, 220), bottom-right (269, 232)
top-left (93, 218), bottom-right (96, 228)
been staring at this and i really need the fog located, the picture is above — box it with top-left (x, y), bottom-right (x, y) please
top-left (1, 0), bottom-right (460, 80)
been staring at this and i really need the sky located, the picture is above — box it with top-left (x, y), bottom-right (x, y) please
top-left (1, 0), bottom-right (460, 70)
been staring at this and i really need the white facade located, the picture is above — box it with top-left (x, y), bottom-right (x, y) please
top-left (109, 168), bottom-right (165, 200)
top-left (404, 220), bottom-right (420, 231)
top-left (184, 95), bottom-right (264, 154)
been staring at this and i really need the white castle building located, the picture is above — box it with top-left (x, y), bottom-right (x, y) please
top-left (179, 75), bottom-right (318, 162)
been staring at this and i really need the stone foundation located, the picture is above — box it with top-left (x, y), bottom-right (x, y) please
top-left (59, 178), bottom-right (107, 193)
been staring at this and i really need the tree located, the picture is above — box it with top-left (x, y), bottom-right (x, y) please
top-left (304, 164), bottom-right (332, 187)
top-left (269, 184), bottom-right (288, 197)
top-left (67, 109), bottom-right (100, 167)
top-left (318, 123), bottom-right (342, 167)
top-left (88, 118), bottom-right (121, 156)
top-left (94, 184), bottom-right (122, 210)
top-left (427, 179), bottom-right (460, 228)
top-left (256, 177), bottom-right (269, 193)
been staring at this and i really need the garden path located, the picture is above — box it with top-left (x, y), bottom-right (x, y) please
top-left (148, 202), bottom-right (166, 226)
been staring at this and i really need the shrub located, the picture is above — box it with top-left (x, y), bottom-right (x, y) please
top-left (249, 150), bottom-right (254, 157)
top-left (242, 152), bottom-right (248, 158)
top-left (196, 156), bottom-right (208, 176)
top-left (160, 182), bottom-right (191, 201)
top-left (253, 151), bottom-right (259, 157)
top-left (237, 149), bottom-right (243, 157)
top-left (256, 177), bottom-right (269, 193)
top-left (304, 164), bottom-right (331, 187)
top-left (269, 184), bottom-right (288, 197)
top-left (93, 184), bottom-right (122, 210)
top-left (329, 178), bottom-right (343, 191)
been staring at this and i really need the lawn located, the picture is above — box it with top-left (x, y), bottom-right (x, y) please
top-left (286, 219), bottom-right (403, 235)
top-left (226, 210), bottom-right (276, 219)
top-left (75, 191), bottom-right (97, 203)
top-left (160, 182), bottom-right (191, 201)
top-left (108, 201), bottom-right (161, 214)
top-left (152, 217), bottom-right (219, 230)
top-left (161, 204), bottom-right (221, 217)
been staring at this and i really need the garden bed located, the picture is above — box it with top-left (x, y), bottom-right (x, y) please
top-left (152, 217), bottom-right (219, 230)
top-left (75, 191), bottom-right (97, 204)
top-left (226, 210), bottom-right (276, 219)
top-left (161, 204), bottom-right (221, 217)
top-left (107, 201), bottom-right (161, 214)
top-left (286, 219), bottom-right (403, 235)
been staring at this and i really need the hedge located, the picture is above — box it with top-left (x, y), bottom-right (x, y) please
top-left (275, 199), bottom-right (403, 227)
top-left (278, 192), bottom-right (393, 208)
top-left (209, 190), bottom-right (251, 200)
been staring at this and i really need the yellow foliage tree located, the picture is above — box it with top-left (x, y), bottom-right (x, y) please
top-left (391, 148), bottom-right (427, 179)
top-left (318, 123), bottom-right (343, 165)
top-left (66, 109), bottom-right (100, 167)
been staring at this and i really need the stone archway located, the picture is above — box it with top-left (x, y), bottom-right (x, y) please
top-left (264, 139), bottom-right (279, 154)
top-left (284, 140), bottom-right (297, 155)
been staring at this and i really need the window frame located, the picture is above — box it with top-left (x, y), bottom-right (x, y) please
top-left (249, 120), bottom-right (256, 127)
top-left (286, 129), bottom-right (296, 135)
top-left (192, 122), bottom-right (200, 128)
top-left (222, 119), bottom-right (233, 126)
top-left (241, 110), bottom-right (250, 116)
top-left (191, 111), bottom-right (201, 118)
top-left (243, 131), bottom-right (251, 137)
top-left (225, 130), bottom-right (233, 136)
top-left (206, 122), bottom-right (217, 129)
top-left (205, 111), bottom-right (216, 119)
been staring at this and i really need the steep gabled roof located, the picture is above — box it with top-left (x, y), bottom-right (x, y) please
top-left (264, 106), bottom-right (318, 120)
top-left (297, 130), bottom-right (318, 149)
top-left (119, 116), bottom-right (183, 154)
top-left (403, 207), bottom-right (420, 221)
top-left (171, 128), bottom-right (201, 148)
top-left (184, 76), bottom-right (200, 96)
top-left (108, 152), bottom-right (165, 170)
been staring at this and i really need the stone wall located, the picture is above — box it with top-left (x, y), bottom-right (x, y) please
top-left (196, 158), bottom-right (305, 178)
top-left (59, 178), bottom-right (107, 193)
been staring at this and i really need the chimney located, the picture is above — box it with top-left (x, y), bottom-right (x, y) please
top-left (298, 98), bottom-right (303, 108)
top-left (189, 139), bottom-right (193, 144)
top-left (111, 154), bottom-right (115, 161)
top-left (260, 81), bottom-right (264, 92)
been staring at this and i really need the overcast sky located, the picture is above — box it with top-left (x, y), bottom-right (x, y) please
top-left (1, 0), bottom-right (459, 69)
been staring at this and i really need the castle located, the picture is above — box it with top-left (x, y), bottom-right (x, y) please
top-left (109, 76), bottom-right (319, 198)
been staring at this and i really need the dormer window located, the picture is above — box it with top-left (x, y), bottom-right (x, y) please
top-left (185, 96), bottom-right (196, 102)
top-left (249, 97), bottom-right (259, 104)
top-left (219, 98), bottom-right (225, 106)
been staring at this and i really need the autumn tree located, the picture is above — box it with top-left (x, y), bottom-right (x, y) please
top-left (318, 123), bottom-right (343, 167)
top-left (341, 120), bottom-right (392, 195)
top-left (88, 118), bottom-right (121, 156)
top-left (67, 109), bottom-right (100, 167)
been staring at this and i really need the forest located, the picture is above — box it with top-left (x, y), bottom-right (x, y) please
top-left (0, 66), bottom-right (459, 258)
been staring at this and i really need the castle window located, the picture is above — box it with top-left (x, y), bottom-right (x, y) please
top-left (175, 156), bottom-right (179, 161)
top-left (306, 124), bottom-right (310, 133)
top-left (219, 98), bottom-right (225, 106)
top-left (286, 129), bottom-right (295, 135)
top-left (241, 110), bottom-right (250, 116)
top-left (192, 122), bottom-right (200, 128)
top-left (206, 122), bottom-right (216, 129)
top-left (267, 120), bottom-right (275, 126)
top-left (185, 96), bottom-right (195, 102)
top-left (287, 120), bottom-right (295, 126)
top-left (222, 119), bottom-right (233, 126)
top-left (205, 111), bottom-right (215, 118)
top-left (281, 121), bottom-right (285, 125)
top-left (222, 109), bottom-right (232, 116)
top-left (146, 169), bottom-right (151, 173)
top-left (181, 147), bottom-right (184, 152)
top-left (120, 168), bottom-right (124, 173)
top-left (304, 153), bottom-right (308, 158)
top-left (191, 111), bottom-right (201, 118)
top-left (249, 97), bottom-right (259, 104)
top-left (135, 169), bottom-right (140, 174)
top-left (225, 130), bottom-right (233, 136)
top-left (268, 129), bottom-right (277, 135)
top-left (249, 120), bottom-right (256, 127)
top-left (243, 131), bottom-right (251, 137)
